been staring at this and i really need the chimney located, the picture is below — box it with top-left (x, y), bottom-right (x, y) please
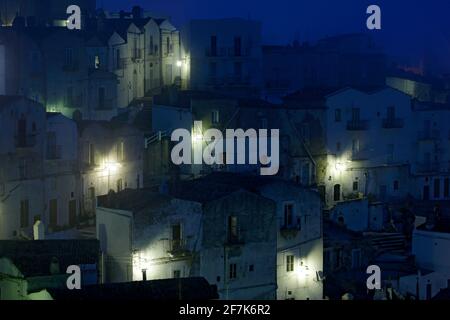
top-left (33, 220), bottom-right (45, 240)
top-left (132, 6), bottom-right (143, 19)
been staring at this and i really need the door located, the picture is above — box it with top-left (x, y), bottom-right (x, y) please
top-left (49, 199), bottom-right (58, 228)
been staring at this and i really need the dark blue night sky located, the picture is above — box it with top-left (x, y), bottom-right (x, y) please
top-left (99, 0), bottom-right (450, 71)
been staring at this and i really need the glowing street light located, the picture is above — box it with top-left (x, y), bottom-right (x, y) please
top-left (176, 60), bottom-right (183, 68)
top-left (335, 162), bottom-right (347, 173)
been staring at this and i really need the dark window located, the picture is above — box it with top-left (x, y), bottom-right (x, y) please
top-left (20, 200), bottom-right (29, 228)
top-left (335, 109), bottom-right (342, 122)
top-left (234, 36), bottom-right (242, 56)
top-left (434, 179), bottom-right (441, 198)
top-left (286, 255), bottom-right (295, 272)
top-left (229, 263), bottom-right (237, 279)
top-left (98, 87), bottom-right (106, 109)
top-left (66, 87), bottom-right (74, 108)
top-left (117, 179), bottom-right (123, 193)
top-left (444, 178), bottom-right (449, 198)
top-left (210, 36), bottom-right (217, 56)
top-left (166, 37), bottom-right (170, 54)
top-left (116, 49), bottom-right (121, 69)
top-left (352, 108), bottom-right (360, 121)
top-left (149, 36), bottom-right (154, 54)
top-left (88, 143), bottom-right (95, 165)
top-left (334, 184), bottom-right (341, 201)
top-left (234, 62), bottom-right (242, 79)
top-left (17, 115), bottom-right (27, 147)
top-left (335, 249), bottom-right (342, 269)
top-left (172, 223), bottom-right (182, 250)
top-left (249, 265), bottom-right (254, 272)
top-left (65, 48), bottom-right (73, 66)
top-left (351, 249), bottom-right (361, 269)
top-left (394, 180), bottom-right (399, 191)
top-left (49, 199), bottom-right (58, 228)
top-left (284, 203), bottom-right (294, 227)
top-left (353, 181), bottom-right (359, 191)
top-left (173, 270), bottom-right (181, 278)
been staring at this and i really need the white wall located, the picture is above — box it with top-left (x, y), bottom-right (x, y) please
top-left (0, 44), bottom-right (5, 94)
top-left (413, 229), bottom-right (450, 272)
top-left (96, 207), bottom-right (133, 283)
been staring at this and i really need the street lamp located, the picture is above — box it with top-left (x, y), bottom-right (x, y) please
top-left (102, 161), bottom-right (121, 191)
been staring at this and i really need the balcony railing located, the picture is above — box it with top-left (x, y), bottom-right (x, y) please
top-left (226, 229), bottom-right (245, 246)
top-left (168, 239), bottom-right (191, 256)
top-left (382, 118), bottom-right (404, 129)
top-left (346, 120), bottom-right (369, 131)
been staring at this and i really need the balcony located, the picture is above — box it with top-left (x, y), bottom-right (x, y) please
top-left (346, 120), bottom-right (369, 131)
top-left (418, 130), bottom-right (440, 141)
top-left (167, 239), bottom-right (191, 257)
top-left (280, 223), bottom-right (301, 238)
top-left (226, 230), bottom-right (245, 246)
top-left (382, 118), bottom-right (404, 129)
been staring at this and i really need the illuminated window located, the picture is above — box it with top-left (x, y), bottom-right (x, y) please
top-left (286, 255), bottom-right (295, 272)
top-left (211, 110), bottom-right (219, 124)
top-left (95, 55), bottom-right (100, 69)
top-left (229, 263), bottom-right (237, 279)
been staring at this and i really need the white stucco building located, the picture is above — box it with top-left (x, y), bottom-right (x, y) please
top-left (182, 18), bottom-right (263, 97)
